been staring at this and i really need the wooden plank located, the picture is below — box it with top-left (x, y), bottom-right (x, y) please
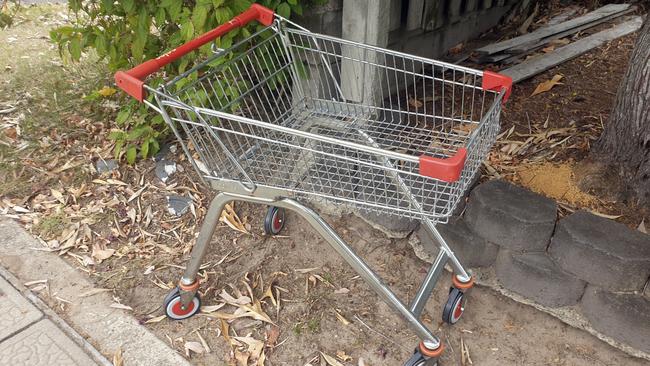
top-left (546, 8), bottom-right (580, 26)
top-left (509, 7), bottom-right (636, 53)
top-left (477, 11), bottom-right (637, 65)
top-left (502, 16), bottom-right (643, 83)
top-left (475, 3), bottom-right (631, 55)
top-left (477, 9), bottom-right (636, 65)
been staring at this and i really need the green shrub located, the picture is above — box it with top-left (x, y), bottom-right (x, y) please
top-left (51, 0), bottom-right (326, 163)
top-left (0, 0), bottom-right (21, 28)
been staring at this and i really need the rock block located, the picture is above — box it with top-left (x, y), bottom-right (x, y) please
top-left (549, 210), bottom-right (650, 292)
top-left (464, 180), bottom-right (557, 252)
top-left (417, 218), bottom-right (498, 268)
top-left (581, 285), bottom-right (650, 353)
top-left (95, 159), bottom-right (117, 174)
top-left (354, 165), bottom-right (420, 238)
top-left (495, 249), bottom-right (586, 307)
top-left (355, 209), bottom-right (419, 239)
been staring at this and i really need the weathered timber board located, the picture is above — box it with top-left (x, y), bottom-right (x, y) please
top-left (502, 16), bottom-right (644, 83)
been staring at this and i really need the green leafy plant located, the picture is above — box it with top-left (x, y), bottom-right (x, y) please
top-left (51, 0), bottom-right (326, 164)
top-left (0, 0), bottom-right (21, 28)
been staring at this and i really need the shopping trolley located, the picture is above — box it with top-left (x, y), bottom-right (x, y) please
top-left (115, 4), bottom-right (511, 365)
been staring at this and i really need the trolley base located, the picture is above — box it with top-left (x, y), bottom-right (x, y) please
top-left (175, 190), bottom-right (474, 363)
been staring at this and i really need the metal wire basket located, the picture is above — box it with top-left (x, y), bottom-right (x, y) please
top-left (142, 16), bottom-right (507, 223)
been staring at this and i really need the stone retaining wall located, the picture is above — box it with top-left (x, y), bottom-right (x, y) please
top-left (407, 179), bottom-right (650, 359)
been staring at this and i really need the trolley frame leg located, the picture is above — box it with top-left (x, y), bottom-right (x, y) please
top-left (421, 218), bottom-right (471, 283)
top-left (178, 193), bottom-right (235, 305)
top-left (407, 218), bottom-right (473, 319)
top-left (178, 192), bottom-right (440, 347)
top-left (409, 249), bottom-right (447, 318)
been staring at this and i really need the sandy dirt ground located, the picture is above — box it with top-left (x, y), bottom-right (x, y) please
top-left (120, 205), bottom-right (647, 366)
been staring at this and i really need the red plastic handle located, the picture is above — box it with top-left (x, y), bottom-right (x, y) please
top-left (115, 4), bottom-right (275, 101)
top-left (482, 70), bottom-right (512, 103)
top-left (419, 148), bottom-right (467, 182)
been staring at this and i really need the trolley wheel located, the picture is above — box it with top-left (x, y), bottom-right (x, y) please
top-left (442, 287), bottom-right (465, 325)
top-left (404, 350), bottom-right (438, 366)
top-left (264, 206), bottom-right (285, 235)
top-left (163, 286), bottom-right (201, 320)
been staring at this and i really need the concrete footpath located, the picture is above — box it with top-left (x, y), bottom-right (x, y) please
top-left (0, 266), bottom-right (107, 365)
top-left (0, 218), bottom-right (191, 366)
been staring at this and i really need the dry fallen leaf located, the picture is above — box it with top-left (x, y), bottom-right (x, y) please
top-left (590, 210), bottom-right (622, 220)
top-left (335, 309), bottom-right (350, 326)
top-left (336, 350), bottom-right (352, 362)
top-left (220, 319), bottom-right (231, 343)
top-left (4, 127), bottom-right (17, 140)
top-left (550, 38), bottom-right (571, 46)
top-left (295, 267), bottom-right (319, 274)
top-left (78, 288), bottom-right (112, 298)
top-left (110, 303), bottom-right (133, 311)
top-left (232, 336), bottom-right (264, 361)
top-left (334, 288), bottom-right (350, 295)
top-left (97, 86), bottom-right (117, 97)
top-left (200, 303), bottom-right (226, 313)
top-left (531, 74), bottom-right (563, 96)
top-left (184, 341), bottom-right (205, 357)
top-left (452, 123), bottom-right (479, 135)
top-left (195, 331), bottom-right (211, 354)
top-left (92, 244), bottom-right (115, 262)
top-left (542, 45), bottom-right (555, 53)
top-left (113, 346), bottom-right (123, 366)
top-left (266, 325), bottom-right (280, 347)
top-left (638, 219), bottom-right (647, 234)
top-left (145, 315), bottom-right (167, 324)
top-left (449, 42), bottom-right (464, 54)
top-left (321, 352), bottom-right (345, 366)
top-left (50, 188), bottom-right (65, 204)
top-left (219, 289), bottom-right (251, 305)
top-left (408, 98), bottom-right (423, 108)
top-left (220, 203), bottom-right (249, 234)
top-left (234, 349), bottom-right (249, 366)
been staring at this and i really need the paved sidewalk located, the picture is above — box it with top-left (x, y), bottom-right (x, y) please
top-left (0, 269), bottom-right (106, 365)
top-left (0, 218), bottom-right (191, 366)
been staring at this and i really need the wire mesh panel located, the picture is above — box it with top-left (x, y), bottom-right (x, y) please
top-left (155, 19), bottom-right (503, 222)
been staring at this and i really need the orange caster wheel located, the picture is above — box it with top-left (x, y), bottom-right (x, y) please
top-left (264, 206), bottom-right (285, 235)
top-left (163, 286), bottom-right (201, 320)
top-left (442, 287), bottom-right (465, 324)
top-left (404, 342), bottom-right (443, 365)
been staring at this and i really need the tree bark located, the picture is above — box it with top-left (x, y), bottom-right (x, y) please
top-left (595, 16), bottom-right (650, 206)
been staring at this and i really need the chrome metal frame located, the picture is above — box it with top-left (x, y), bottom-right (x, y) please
top-left (140, 13), bottom-right (506, 354)
top-left (177, 186), bottom-right (441, 347)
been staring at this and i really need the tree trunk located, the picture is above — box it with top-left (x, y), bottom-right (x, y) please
top-left (595, 16), bottom-right (650, 206)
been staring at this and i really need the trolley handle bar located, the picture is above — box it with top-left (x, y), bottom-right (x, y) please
top-left (114, 4), bottom-right (275, 101)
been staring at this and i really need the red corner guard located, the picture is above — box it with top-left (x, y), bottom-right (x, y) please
top-left (482, 70), bottom-right (512, 103)
top-left (419, 148), bottom-right (467, 183)
top-left (115, 71), bottom-right (145, 102)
